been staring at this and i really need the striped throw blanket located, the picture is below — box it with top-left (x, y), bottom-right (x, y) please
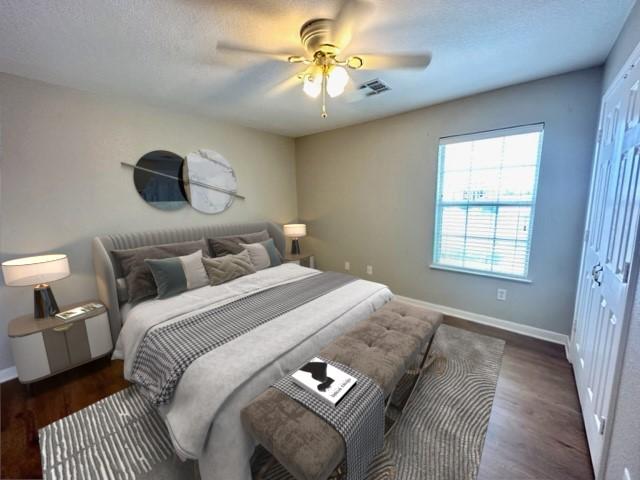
top-left (131, 272), bottom-right (357, 405)
top-left (273, 357), bottom-right (385, 480)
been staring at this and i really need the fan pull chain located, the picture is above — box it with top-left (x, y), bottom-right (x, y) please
top-left (321, 65), bottom-right (328, 118)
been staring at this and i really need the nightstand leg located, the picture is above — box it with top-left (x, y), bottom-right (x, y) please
top-left (25, 383), bottom-right (31, 396)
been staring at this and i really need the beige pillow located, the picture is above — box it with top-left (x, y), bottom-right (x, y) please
top-left (239, 239), bottom-right (282, 270)
top-left (202, 250), bottom-right (256, 286)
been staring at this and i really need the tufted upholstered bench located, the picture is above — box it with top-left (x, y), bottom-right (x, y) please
top-left (242, 299), bottom-right (442, 480)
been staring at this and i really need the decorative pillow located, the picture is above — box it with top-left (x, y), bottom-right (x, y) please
top-left (116, 278), bottom-right (129, 303)
top-left (239, 239), bottom-right (283, 271)
top-left (207, 230), bottom-right (270, 257)
top-left (145, 250), bottom-right (209, 299)
top-left (202, 250), bottom-right (256, 286)
top-left (112, 239), bottom-right (207, 303)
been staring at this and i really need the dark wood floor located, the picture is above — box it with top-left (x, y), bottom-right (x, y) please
top-left (1, 319), bottom-right (594, 480)
top-left (444, 317), bottom-right (594, 480)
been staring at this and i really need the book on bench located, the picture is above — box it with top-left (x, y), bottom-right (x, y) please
top-left (291, 357), bottom-right (357, 406)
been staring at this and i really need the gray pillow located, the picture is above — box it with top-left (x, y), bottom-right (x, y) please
top-left (145, 250), bottom-right (209, 299)
top-left (112, 239), bottom-right (208, 304)
top-left (240, 239), bottom-right (282, 271)
top-left (207, 230), bottom-right (270, 257)
top-left (202, 250), bottom-right (256, 286)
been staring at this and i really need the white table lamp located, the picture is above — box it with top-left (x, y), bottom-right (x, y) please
top-left (2, 254), bottom-right (70, 318)
top-left (284, 224), bottom-right (307, 255)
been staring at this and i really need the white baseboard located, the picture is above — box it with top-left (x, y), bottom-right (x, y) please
top-left (564, 337), bottom-right (573, 364)
top-left (395, 295), bottom-right (570, 346)
top-left (0, 366), bottom-right (17, 383)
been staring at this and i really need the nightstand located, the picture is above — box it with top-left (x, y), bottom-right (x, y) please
top-left (284, 253), bottom-right (315, 268)
top-left (8, 300), bottom-right (113, 385)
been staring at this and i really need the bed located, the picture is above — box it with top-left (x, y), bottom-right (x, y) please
top-left (92, 221), bottom-right (392, 480)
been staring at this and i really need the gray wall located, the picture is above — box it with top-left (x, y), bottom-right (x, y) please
top-left (0, 73), bottom-right (297, 371)
top-left (603, 1), bottom-right (640, 478)
top-left (296, 68), bottom-right (602, 335)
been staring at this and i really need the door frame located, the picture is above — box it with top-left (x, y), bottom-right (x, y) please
top-left (570, 38), bottom-right (640, 479)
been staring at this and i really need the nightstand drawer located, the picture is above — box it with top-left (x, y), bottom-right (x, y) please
top-left (85, 312), bottom-right (112, 358)
top-left (42, 328), bottom-right (71, 372)
top-left (10, 334), bottom-right (50, 382)
top-left (42, 319), bottom-right (92, 372)
top-left (65, 320), bottom-right (92, 365)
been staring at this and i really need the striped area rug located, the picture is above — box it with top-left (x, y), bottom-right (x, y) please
top-left (38, 387), bottom-right (196, 480)
top-left (39, 324), bottom-right (503, 480)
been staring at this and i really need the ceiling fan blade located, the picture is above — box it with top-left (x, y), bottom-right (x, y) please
top-left (215, 41), bottom-right (293, 63)
top-left (331, 0), bottom-right (375, 51)
top-left (266, 72), bottom-right (303, 98)
top-left (356, 53), bottom-right (432, 70)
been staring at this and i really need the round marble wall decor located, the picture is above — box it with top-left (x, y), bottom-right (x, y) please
top-left (133, 150), bottom-right (187, 211)
top-left (184, 149), bottom-right (238, 214)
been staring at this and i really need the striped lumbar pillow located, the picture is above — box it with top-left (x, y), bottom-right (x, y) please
top-left (145, 250), bottom-right (209, 299)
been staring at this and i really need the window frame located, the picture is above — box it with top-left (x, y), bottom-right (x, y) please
top-left (430, 123), bottom-right (544, 282)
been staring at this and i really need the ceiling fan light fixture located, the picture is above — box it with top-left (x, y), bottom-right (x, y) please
top-left (326, 65), bottom-right (349, 98)
top-left (346, 56), bottom-right (364, 69)
top-left (288, 55), bottom-right (309, 64)
top-left (303, 71), bottom-right (322, 98)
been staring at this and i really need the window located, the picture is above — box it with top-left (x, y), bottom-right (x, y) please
top-left (432, 124), bottom-right (544, 279)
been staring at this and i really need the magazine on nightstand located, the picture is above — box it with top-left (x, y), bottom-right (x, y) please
top-left (55, 302), bottom-right (104, 321)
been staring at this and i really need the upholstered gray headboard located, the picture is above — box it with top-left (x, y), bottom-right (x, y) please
top-left (92, 221), bottom-right (286, 343)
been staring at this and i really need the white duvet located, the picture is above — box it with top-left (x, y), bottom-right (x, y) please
top-left (114, 263), bottom-right (392, 480)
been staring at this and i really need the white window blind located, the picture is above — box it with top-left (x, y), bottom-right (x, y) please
top-left (433, 124), bottom-right (544, 279)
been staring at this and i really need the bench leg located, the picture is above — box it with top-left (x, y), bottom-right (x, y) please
top-left (419, 334), bottom-right (437, 370)
top-left (254, 455), bottom-right (277, 480)
top-left (384, 330), bottom-right (440, 436)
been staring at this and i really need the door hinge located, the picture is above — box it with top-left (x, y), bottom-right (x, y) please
top-left (598, 416), bottom-right (606, 435)
top-left (622, 262), bottom-right (631, 283)
top-left (597, 130), bottom-right (603, 143)
top-left (584, 229), bottom-right (590, 244)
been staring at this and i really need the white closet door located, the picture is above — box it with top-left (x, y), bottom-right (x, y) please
top-left (572, 52), bottom-right (640, 476)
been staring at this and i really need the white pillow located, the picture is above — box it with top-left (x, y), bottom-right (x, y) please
top-left (239, 242), bottom-right (271, 270)
top-left (180, 250), bottom-right (209, 289)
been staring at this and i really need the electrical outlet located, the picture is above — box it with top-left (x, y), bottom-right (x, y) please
top-left (497, 288), bottom-right (507, 301)
top-left (624, 467), bottom-right (631, 480)
top-left (366, 265), bottom-right (373, 275)
top-left (344, 261), bottom-right (350, 271)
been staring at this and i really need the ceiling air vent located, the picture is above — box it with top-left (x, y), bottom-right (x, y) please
top-left (358, 78), bottom-right (391, 97)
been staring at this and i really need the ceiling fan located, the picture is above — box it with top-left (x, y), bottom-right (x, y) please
top-left (215, 0), bottom-right (432, 118)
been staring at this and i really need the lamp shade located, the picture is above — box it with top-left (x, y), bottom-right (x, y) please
top-left (284, 224), bottom-right (307, 238)
top-left (2, 254), bottom-right (70, 287)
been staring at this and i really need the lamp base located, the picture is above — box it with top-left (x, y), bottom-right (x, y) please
top-left (34, 284), bottom-right (60, 319)
top-left (291, 239), bottom-right (301, 255)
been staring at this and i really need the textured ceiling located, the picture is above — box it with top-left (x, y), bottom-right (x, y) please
top-left (0, 0), bottom-right (635, 137)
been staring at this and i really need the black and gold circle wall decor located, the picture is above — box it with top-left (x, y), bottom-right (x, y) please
top-left (122, 149), bottom-right (244, 214)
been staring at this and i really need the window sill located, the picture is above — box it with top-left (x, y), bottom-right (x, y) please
top-left (429, 264), bottom-right (533, 284)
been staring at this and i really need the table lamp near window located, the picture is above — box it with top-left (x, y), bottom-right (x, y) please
top-left (284, 224), bottom-right (307, 255)
top-left (1, 254), bottom-right (70, 318)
